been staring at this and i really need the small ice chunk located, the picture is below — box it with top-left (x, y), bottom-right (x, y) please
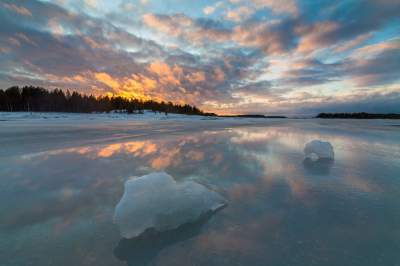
top-left (304, 140), bottom-right (334, 160)
top-left (114, 172), bottom-right (227, 239)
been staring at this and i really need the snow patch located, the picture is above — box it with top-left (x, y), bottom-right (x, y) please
top-left (114, 172), bottom-right (227, 239)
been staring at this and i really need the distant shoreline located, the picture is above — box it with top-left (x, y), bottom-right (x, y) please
top-left (316, 112), bottom-right (400, 119)
top-left (218, 114), bottom-right (287, 119)
top-left (2, 110), bottom-right (400, 120)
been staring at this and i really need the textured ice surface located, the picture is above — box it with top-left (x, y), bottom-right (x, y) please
top-left (304, 140), bottom-right (334, 160)
top-left (114, 172), bottom-right (227, 239)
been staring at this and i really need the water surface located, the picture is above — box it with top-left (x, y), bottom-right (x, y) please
top-left (1, 119), bottom-right (399, 266)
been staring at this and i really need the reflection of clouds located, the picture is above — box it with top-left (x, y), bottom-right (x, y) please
top-left (114, 209), bottom-right (222, 266)
top-left (158, 211), bottom-right (286, 265)
top-left (2, 122), bottom-right (400, 265)
top-left (228, 125), bottom-right (389, 197)
top-left (203, 213), bottom-right (282, 249)
top-left (0, 133), bottom-right (236, 231)
top-left (151, 147), bottom-right (181, 170)
top-left (154, 123), bottom-right (397, 263)
top-left (91, 141), bottom-right (158, 158)
top-left (231, 126), bottom-right (307, 150)
top-left (2, 123), bottom-right (390, 233)
top-left (35, 137), bottom-right (209, 171)
top-left (228, 183), bottom-right (260, 201)
top-left (341, 174), bottom-right (381, 193)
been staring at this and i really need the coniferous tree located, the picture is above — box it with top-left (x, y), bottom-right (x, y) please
top-left (0, 86), bottom-right (215, 116)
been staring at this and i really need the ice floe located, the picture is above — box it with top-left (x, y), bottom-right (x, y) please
top-left (114, 172), bottom-right (226, 238)
top-left (304, 140), bottom-right (334, 160)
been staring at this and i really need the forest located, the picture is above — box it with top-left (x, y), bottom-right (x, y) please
top-left (0, 86), bottom-right (215, 116)
top-left (316, 112), bottom-right (400, 119)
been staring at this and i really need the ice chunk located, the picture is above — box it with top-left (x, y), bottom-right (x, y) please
top-left (114, 172), bottom-right (227, 238)
top-left (304, 140), bottom-right (334, 160)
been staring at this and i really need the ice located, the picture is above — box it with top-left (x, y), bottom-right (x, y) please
top-left (114, 208), bottom-right (215, 265)
top-left (0, 112), bottom-right (289, 157)
top-left (304, 140), bottom-right (334, 160)
top-left (113, 172), bottom-right (227, 239)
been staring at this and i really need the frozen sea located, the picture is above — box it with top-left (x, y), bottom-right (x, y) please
top-left (1, 112), bottom-right (400, 266)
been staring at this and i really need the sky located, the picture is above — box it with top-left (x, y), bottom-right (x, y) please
top-left (0, 0), bottom-right (399, 115)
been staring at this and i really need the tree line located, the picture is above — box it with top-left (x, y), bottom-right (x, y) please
top-left (0, 86), bottom-right (215, 116)
top-left (316, 112), bottom-right (400, 119)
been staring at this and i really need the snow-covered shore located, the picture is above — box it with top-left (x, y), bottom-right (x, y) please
top-left (0, 111), bottom-right (217, 122)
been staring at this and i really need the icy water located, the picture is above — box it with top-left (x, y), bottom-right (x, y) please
top-left (1, 119), bottom-right (400, 266)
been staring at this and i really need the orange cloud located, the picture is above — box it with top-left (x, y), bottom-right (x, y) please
top-left (148, 61), bottom-right (183, 84)
top-left (93, 72), bottom-right (159, 100)
top-left (95, 72), bottom-right (120, 89)
top-left (148, 61), bottom-right (172, 76)
top-left (187, 71), bottom-right (206, 83)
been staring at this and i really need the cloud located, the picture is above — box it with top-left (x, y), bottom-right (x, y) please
top-left (203, 6), bottom-right (216, 15)
top-left (296, 87), bottom-right (400, 114)
top-left (296, 21), bottom-right (340, 53)
top-left (84, 0), bottom-right (97, 9)
top-left (143, 13), bottom-right (297, 55)
top-left (346, 40), bottom-right (400, 86)
top-left (95, 72), bottom-right (119, 89)
top-left (143, 13), bottom-right (193, 36)
top-left (294, 0), bottom-right (400, 53)
top-left (2, 3), bottom-right (32, 16)
top-left (334, 33), bottom-right (372, 53)
top-left (143, 13), bottom-right (231, 45)
top-left (230, 0), bottom-right (298, 16)
top-left (250, 0), bottom-right (298, 15)
top-left (280, 58), bottom-right (343, 86)
top-left (232, 19), bottom-right (297, 54)
top-left (226, 6), bottom-right (254, 22)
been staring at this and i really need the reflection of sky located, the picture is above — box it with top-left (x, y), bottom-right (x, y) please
top-left (1, 0), bottom-right (400, 114)
top-left (1, 122), bottom-right (400, 265)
